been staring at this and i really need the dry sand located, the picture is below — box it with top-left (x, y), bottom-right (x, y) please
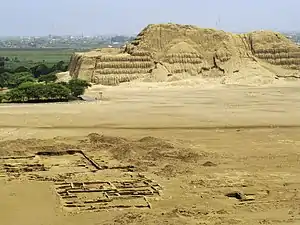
top-left (1, 80), bottom-right (300, 225)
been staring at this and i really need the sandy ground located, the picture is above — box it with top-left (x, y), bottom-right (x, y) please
top-left (1, 78), bottom-right (300, 225)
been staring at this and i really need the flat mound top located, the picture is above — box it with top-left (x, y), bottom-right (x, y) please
top-left (167, 41), bottom-right (199, 54)
top-left (125, 23), bottom-right (242, 60)
top-left (84, 48), bottom-right (122, 57)
top-left (141, 23), bottom-right (217, 32)
top-left (127, 23), bottom-right (298, 53)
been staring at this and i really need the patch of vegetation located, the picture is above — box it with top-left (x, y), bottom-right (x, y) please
top-left (0, 49), bottom-right (74, 71)
top-left (1, 78), bottom-right (90, 103)
top-left (67, 79), bottom-right (91, 97)
top-left (4, 82), bottom-right (71, 103)
top-left (0, 52), bottom-right (91, 104)
top-left (6, 72), bottom-right (35, 89)
top-left (38, 72), bottom-right (58, 83)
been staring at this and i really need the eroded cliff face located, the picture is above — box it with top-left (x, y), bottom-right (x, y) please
top-left (69, 24), bottom-right (300, 85)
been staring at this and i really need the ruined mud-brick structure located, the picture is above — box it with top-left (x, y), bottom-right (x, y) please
top-left (68, 24), bottom-right (300, 85)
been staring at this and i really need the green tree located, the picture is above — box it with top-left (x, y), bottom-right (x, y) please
top-left (44, 83), bottom-right (70, 100)
top-left (63, 64), bottom-right (69, 72)
top-left (38, 72), bottom-right (58, 83)
top-left (67, 79), bottom-right (91, 97)
top-left (14, 66), bottom-right (30, 73)
top-left (7, 72), bottom-right (35, 89)
top-left (31, 64), bottom-right (50, 78)
top-left (13, 57), bottom-right (20, 62)
top-left (5, 88), bottom-right (25, 102)
top-left (51, 61), bottom-right (67, 72)
top-left (57, 81), bottom-right (68, 86)
top-left (18, 82), bottom-right (41, 101)
top-left (0, 72), bottom-right (11, 88)
top-left (0, 57), bottom-right (5, 69)
top-left (4, 82), bottom-right (71, 103)
top-left (0, 93), bottom-right (4, 103)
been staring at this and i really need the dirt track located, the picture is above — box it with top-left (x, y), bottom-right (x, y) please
top-left (1, 81), bottom-right (300, 225)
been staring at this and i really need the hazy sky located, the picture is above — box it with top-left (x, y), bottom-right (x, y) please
top-left (2, 0), bottom-right (299, 36)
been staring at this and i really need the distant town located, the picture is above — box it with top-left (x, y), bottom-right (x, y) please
top-left (283, 32), bottom-right (300, 45)
top-left (0, 35), bottom-right (135, 49)
top-left (0, 32), bottom-right (299, 50)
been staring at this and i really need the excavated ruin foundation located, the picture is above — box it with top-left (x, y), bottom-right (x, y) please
top-left (0, 149), bottom-right (162, 212)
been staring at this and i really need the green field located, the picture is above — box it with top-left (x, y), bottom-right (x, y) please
top-left (0, 48), bottom-right (81, 70)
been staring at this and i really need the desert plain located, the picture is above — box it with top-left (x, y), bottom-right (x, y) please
top-left (1, 78), bottom-right (300, 225)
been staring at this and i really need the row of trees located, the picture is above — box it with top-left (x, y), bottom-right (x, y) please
top-left (30, 61), bottom-right (68, 77)
top-left (0, 60), bottom-right (69, 89)
top-left (0, 79), bottom-right (91, 103)
top-left (5, 82), bottom-right (70, 102)
top-left (0, 56), bottom-right (21, 63)
top-left (0, 58), bottom-right (68, 78)
top-left (0, 71), bottom-right (60, 89)
top-left (0, 55), bottom-right (93, 103)
top-left (0, 72), bottom-right (35, 89)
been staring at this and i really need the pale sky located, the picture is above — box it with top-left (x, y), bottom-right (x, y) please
top-left (2, 0), bottom-right (299, 36)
